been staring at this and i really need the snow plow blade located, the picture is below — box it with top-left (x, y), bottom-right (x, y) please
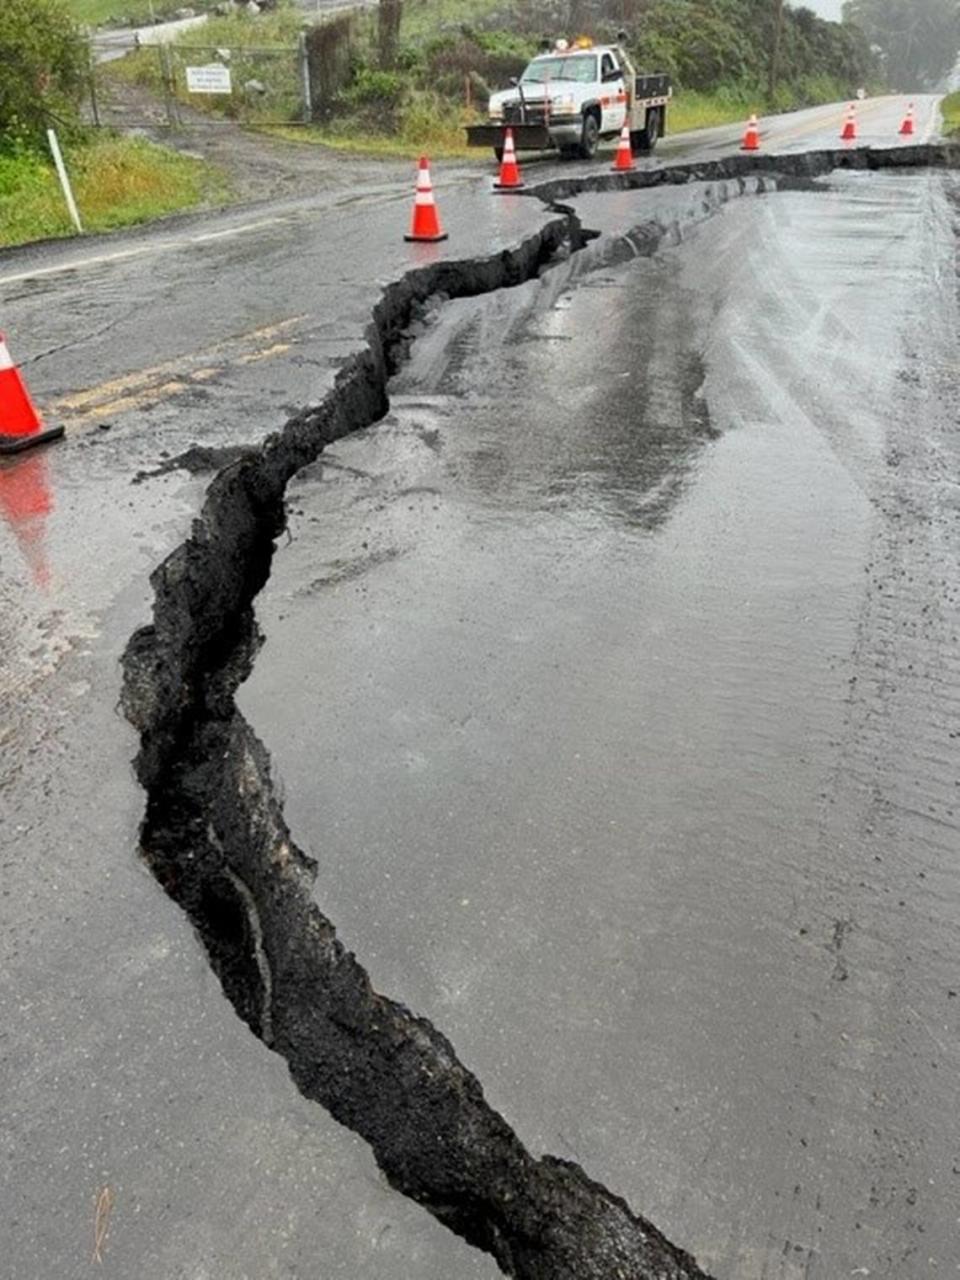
top-left (465, 123), bottom-right (553, 150)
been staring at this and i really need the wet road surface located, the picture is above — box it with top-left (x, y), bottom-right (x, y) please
top-left (241, 168), bottom-right (960, 1277)
top-left (0, 190), bottom-right (556, 1280)
top-left (0, 95), bottom-right (938, 424)
top-left (0, 108), bottom-right (954, 1278)
top-left (655, 93), bottom-right (940, 161)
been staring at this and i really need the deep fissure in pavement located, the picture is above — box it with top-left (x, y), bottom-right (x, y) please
top-left (121, 143), bottom-right (956, 1279)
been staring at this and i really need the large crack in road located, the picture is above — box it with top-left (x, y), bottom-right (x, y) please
top-left (120, 141), bottom-right (959, 1278)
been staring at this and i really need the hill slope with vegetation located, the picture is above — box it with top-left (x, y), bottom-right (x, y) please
top-left (82, 0), bottom-right (881, 153)
top-left (295, 0), bottom-right (878, 149)
top-left (0, 0), bottom-right (224, 246)
top-left (842, 0), bottom-right (958, 90)
top-left (2, 0), bottom-right (887, 243)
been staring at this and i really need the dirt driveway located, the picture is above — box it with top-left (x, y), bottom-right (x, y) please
top-left (90, 76), bottom-right (415, 204)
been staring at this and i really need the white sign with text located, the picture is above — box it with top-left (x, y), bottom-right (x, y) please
top-left (186, 65), bottom-right (232, 95)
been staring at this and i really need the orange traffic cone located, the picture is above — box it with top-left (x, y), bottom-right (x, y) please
top-left (404, 156), bottom-right (448, 243)
top-left (841, 104), bottom-right (857, 141)
top-left (899, 103), bottom-right (915, 136)
top-left (611, 122), bottom-right (635, 172)
top-left (0, 334), bottom-right (63, 454)
top-left (493, 128), bottom-right (525, 191)
top-left (741, 114), bottom-right (760, 152)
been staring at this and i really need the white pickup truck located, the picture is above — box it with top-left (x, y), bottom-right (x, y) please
top-left (466, 37), bottom-right (672, 160)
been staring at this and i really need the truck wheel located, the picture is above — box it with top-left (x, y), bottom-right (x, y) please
top-left (493, 146), bottom-right (504, 162)
top-left (578, 111), bottom-right (600, 160)
top-left (636, 106), bottom-right (661, 153)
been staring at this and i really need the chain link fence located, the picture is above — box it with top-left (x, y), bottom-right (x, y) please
top-left (89, 34), bottom-right (311, 129)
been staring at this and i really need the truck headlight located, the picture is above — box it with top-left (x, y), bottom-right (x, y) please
top-left (549, 94), bottom-right (575, 113)
top-left (489, 101), bottom-right (503, 119)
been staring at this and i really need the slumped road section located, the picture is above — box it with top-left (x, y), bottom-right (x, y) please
top-left (124, 145), bottom-right (960, 1278)
top-left (9, 140), bottom-right (952, 1278)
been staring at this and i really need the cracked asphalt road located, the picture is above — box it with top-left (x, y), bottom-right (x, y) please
top-left (240, 166), bottom-right (960, 1277)
top-left (0, 101), bottom-right (956, 1279)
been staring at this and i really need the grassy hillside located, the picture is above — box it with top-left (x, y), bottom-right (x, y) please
top-left (942, 91), bottom-right (960, 134)
top-left (98, 0), bottom-right (878, 156)
top-left (348, 0), bottom-right (871, 147)
top-left (331, 0), bottom-right (876, 142)
top-left (67, 0), bottom-right (213, 27)
top-left (0, 136), bottom-right (226, 247)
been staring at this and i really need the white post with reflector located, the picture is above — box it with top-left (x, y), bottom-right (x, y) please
top-left (46, 129), bottom-right (83, 235)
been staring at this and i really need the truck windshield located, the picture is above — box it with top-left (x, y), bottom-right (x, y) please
top-left (521, 55), bottom-right (597, 84)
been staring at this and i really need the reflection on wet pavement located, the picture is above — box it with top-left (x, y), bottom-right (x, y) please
top-left (242, 173), bottom-right (960, 1278)
top-left (0, 453), bottom-right (53, 589)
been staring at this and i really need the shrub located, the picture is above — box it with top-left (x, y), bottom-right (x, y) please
top-left (344, 67), bottom-right (407, 110)
top-left (0, 0), bottom-right (89, 147)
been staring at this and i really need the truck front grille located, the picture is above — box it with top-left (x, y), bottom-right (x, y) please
top-left (503, 103), bottom-right (548, 126)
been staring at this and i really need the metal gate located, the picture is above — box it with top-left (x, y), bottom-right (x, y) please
top-left (89, 34), bottom-right (311, 129)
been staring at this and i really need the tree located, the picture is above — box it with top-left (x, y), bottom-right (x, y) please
top-left (619, 0), bottom-right (875, 95)
top-left (0, 0), bottom-right (89, 148)
top-left (842, 0), bottom-right (959, 88)
top-left (378, 0), bottom-right (403, 70)
top-left (769, 0), bottom-right (786, 97)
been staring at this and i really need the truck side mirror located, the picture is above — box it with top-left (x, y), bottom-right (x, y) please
top-left (509, 76), bottom-right (519, 86)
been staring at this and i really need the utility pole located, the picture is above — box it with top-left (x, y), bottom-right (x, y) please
top-left (768, 0), bottom-right (785, 102)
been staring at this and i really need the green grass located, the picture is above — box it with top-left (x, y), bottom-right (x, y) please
top-left (169, 5), bottom-right (306, 46)
top-left (262, 124), bottom-right (476, 160)
top-left (667, 89), bottom-right (758, 134)
top-left (262, 84), bottom-right (483, 159)
top-left (941, 91), bottom-right (960, 134)
top-left (401, 0), bottom-right (503, 41)
top-left (263, 79), bottom-right (829, 159)
top-left (0, 135), bottom-right (228, 247)
top-left (103, 5), bottom-right (306, 121)
top-left (666, 76), bottom-right (852, 135)
top-left (67, 0), bottom-right (213, 26)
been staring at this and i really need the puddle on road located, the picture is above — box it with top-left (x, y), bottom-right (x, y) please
top-left (240, 173), bottom-right (960, 1279)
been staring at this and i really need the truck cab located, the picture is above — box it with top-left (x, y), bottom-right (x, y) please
top-left (466, 37), bottom-right (671, 160)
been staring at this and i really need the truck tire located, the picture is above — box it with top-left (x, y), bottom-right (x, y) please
top-left (635, 106), bottom-right (661, 153)
top-left (493, 146), bottom-right (504, 162)
top-left (578, 110), bottom-right (600, 160)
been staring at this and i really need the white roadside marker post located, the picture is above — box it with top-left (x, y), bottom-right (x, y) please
top-left (46, 129), bottom-right (84, 235)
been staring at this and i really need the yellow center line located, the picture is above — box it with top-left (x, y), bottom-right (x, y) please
top-left (74, 379), bottom-right (189, 424)
top-left (238, 342), bottom-right (292, 365)
top-left (53, 317), bottom-right (306, 419)
top-left (64, 367), bottom-right (229, 426)
top-left (763, 96), bottom-right (899, 147)
top-left (56, 360), bottom-right (191, 412)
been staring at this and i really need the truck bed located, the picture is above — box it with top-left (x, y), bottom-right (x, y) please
top-left (635, 73), bottom-right (670, 100)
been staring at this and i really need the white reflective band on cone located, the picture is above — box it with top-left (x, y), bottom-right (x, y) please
top-left (415, 192), bottom-right (436, 206)
top-left (0, 343), bottom-right (13, 372)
